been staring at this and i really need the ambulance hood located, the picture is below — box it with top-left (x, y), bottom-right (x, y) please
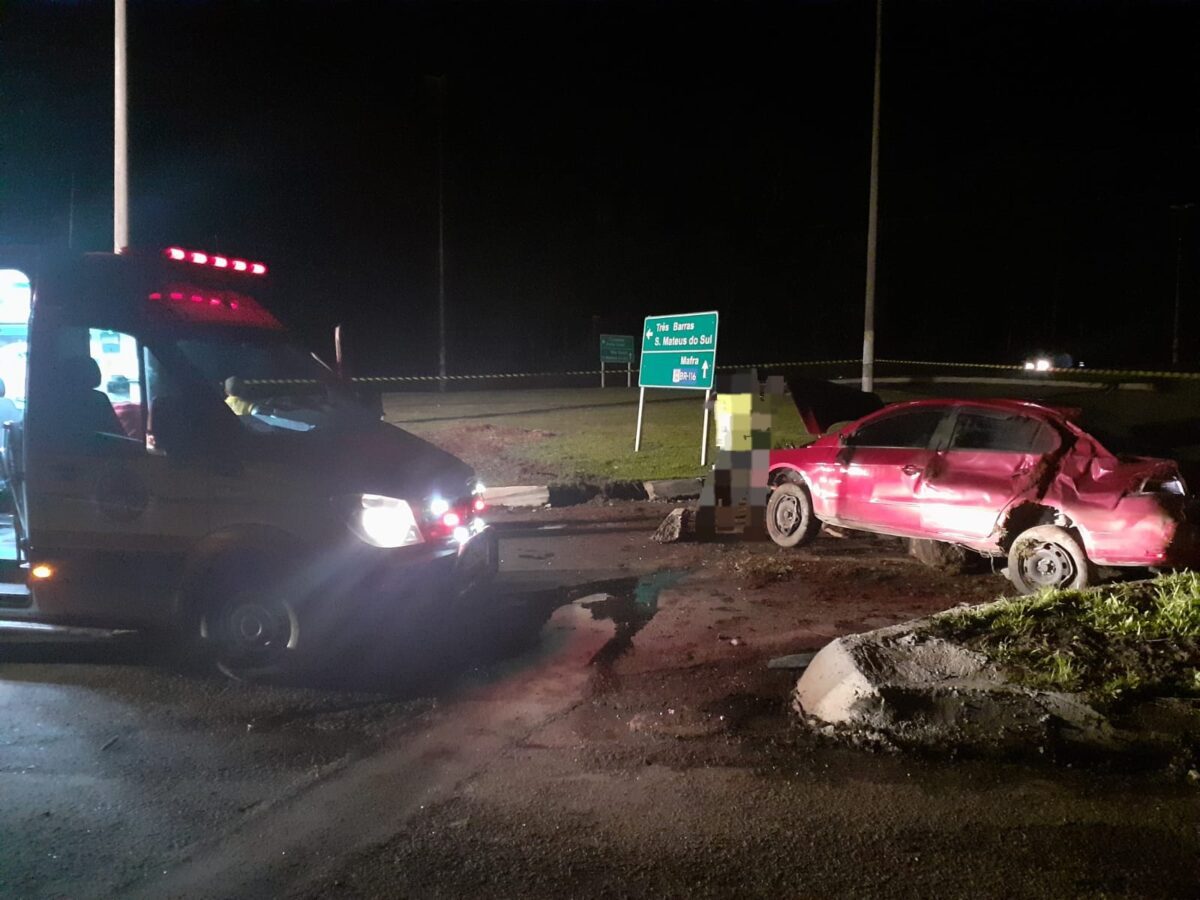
top-left (240, 418), bottom-right (477, 503)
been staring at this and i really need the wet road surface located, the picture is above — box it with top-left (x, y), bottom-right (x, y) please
top-left (2, 503), bottom-right (1198, 899)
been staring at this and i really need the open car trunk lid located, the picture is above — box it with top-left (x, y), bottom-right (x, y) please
top-left (784, 375), bottom-right (884, 435)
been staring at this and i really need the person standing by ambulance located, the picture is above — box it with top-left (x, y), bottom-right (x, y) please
top-left (223, 376), bottom-right (256, 416)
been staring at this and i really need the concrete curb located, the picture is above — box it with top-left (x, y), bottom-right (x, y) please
top-left (484, 477), bottom-right (703, 509)
top-left (793, 613), bottom-right (1123, 758)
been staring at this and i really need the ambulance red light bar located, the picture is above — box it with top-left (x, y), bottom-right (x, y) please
top-left (146, 284), bottom-right (278, 328)
top-left (163, 246), bottom-right (267, 276)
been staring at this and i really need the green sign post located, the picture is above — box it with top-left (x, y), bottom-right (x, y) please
top-left (634, 311), bottom-right (719, 463)
top-left (599, 333), bottom-right (635, 387)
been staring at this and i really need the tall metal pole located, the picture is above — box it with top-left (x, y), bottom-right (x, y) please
top-left (68, 173), bottom-right (76, 250)
top-left (1171, 203), bottom-right (1194, 368)
top-left (861, 0), bottom-right (882, 392)
top-left (114, 0), bottom-right (129, 253)
top-left (436, 76), bottom-right (447, 391)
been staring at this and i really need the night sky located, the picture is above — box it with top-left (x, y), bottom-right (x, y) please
top-left (2, 0), bottom-right (1197, 374)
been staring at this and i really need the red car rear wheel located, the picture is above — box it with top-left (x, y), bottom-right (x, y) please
top-left (1006, 525), bottom-right (1092, 595)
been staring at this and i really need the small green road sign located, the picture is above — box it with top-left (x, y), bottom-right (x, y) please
top-left (639, 311), bottom-right (719, 390)
top-left (600, 334), bottom-right (635, 364)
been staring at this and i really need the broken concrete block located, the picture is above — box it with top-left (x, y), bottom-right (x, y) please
top-left (793, 617), bottom-right (1123, 757)
top-left (651, 507), bottom-right (694, 543)
top-left (644, 478), bottom-right (703, 501)
top-left (483, 485), bottom-right (551, 507)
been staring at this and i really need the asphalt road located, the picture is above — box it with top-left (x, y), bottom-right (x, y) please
top-left (2, 504), bottom-right (1198, 899)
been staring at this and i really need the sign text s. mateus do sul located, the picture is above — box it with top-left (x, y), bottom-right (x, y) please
top-left (638, 311), bottom-right (719, 390)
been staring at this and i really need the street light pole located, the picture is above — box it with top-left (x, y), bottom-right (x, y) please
top-left (114, 0), bottom-right (129, 253)
top-left (1170, 202), bottom-right (1194, 369)
top-left (435, 75), bottom-right (447, 391)
top-left (861, 0), bottom-right (882, 393)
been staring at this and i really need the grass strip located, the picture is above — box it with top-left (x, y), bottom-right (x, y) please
top-left (934, 573), bottom-right (1200, 707)
top-left (385, 387), bottom-right (813, 483)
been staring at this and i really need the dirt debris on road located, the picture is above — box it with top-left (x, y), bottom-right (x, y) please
top-left (5, 502), bottom-right (1199, 899)
top-left (294, 507), bottom-right (1199, 900)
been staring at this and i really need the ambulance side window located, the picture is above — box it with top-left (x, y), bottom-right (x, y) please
top-left (89, 329), bottom-right (144, 443)
top-left (35, 327), bottom-right (145, 452)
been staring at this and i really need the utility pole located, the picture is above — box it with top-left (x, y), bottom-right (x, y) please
top-left (1171, 202), bottom-right (1194, 368)
top-left (861, 0), bottom-right (882, 392)
top-left (114, 0), bottom-right (129, 253)
top-left (435, 75), bottom-right (447, 391)
top-left (67, 173), bottom-right (76, 250)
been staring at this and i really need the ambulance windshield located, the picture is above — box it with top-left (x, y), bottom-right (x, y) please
top-left (174, 330), bottom-right (370, 433)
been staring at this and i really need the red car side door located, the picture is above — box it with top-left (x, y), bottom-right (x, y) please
top-left (918, 407), bottom-right (1060, 543)
top-left (833, 407), bottom-right (948, 535)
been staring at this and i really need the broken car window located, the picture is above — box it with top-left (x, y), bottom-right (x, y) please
top-left (949, 411), bottom-right (1056, 454)
top-left (847, 410), bottom-right (944, 449)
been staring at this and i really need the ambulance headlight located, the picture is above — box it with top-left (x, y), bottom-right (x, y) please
top-left (349, 494), bottom-right (424, 548)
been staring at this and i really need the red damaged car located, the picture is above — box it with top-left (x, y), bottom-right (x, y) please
top-left (766, 395), bottom-right (1197, 594)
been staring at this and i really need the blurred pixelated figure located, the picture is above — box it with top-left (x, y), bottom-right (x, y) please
top-left (695, 369), bottom-right (784, 539)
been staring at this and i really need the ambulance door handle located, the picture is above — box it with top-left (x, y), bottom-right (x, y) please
top-left (901, 465), bottom-right (922, 476)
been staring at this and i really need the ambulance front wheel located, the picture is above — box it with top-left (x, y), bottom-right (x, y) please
top-left (200, 563), bottom-right (302, 680)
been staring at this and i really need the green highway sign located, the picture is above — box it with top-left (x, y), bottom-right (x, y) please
top-left (600, 333), bottom-right (635, 364)
top-left (639, 311), bottom-right (719, 390)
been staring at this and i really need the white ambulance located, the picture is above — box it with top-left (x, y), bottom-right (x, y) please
top-left (0, 246), bottom-right (496, 676)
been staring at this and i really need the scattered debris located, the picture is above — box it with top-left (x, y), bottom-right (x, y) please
top-left (907, 538), bottom-right (989, 575)
top-left (627, 708), bottom-right (729, 739)
top-left (720, 549), bottom-right (804, 587)
top-left (768, 651), bottom-right (817, 670)
top-left (651, 507), bottom-right (694, 543)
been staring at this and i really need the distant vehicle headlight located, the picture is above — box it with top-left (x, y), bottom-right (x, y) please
top-left (350, 494), bottom-right (424, 547)
top-left (1034, 358), bottom-right (1052, 372)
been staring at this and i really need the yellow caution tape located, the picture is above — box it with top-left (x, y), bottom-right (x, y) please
top-left (241, 358), bottom-right (1200, 387)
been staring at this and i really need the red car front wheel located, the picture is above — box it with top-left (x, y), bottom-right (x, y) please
top-left (766, 482), bottom-right (821, 548)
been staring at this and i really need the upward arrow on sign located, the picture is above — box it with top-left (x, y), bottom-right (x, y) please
top-left (702, 360), bottom-right (709, 377)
